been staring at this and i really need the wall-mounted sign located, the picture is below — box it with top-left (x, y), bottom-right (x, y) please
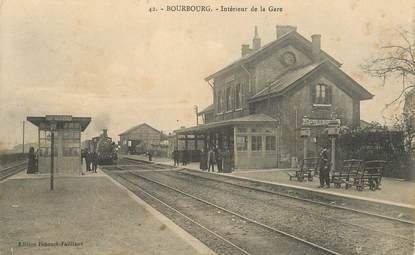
top-left (302, 118), bottom-right (340, 127)
top-left (45, 115), bottom-right (72, 122)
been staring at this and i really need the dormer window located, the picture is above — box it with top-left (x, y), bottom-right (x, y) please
top-left (313, 83), bottom-right (332, 105)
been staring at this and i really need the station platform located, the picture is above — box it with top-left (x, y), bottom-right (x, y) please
top-left (123, 154), bottom-right (415, 208)
top-left (0, 169), bottom-right (215, 255)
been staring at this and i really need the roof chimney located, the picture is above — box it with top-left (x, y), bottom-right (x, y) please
top-left (311, 34), bottom-right (321, 62)
top-left (241, 44), bottom-right (252, 57)
top-left (276, 25), bottom-right (297, 39)
top-left (252, 26), bottom-right (261, 51)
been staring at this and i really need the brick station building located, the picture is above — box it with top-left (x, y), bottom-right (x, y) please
top-left (176, 26), bottom-right (373, 169)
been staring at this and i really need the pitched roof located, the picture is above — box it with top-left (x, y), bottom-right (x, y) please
top-left (205, 30), bottom-right (341, 81)
top-left (175, 113), bottom-right (278, 134)
top-left (119, 123), bottom-right (161, 136)
top-left (249, 60), bottom-right (374, 102)
top-left (197, 104), bottom-right (214, 116)
top-left (251, 62), bottom-right (323, 100)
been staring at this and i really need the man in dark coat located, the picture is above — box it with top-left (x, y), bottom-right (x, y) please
top-left (207, 148), bottom-right (216, 172)
top-left (91, 151), bottom-right (98, 173)
top-left (172, 149), bottom-right (178, 167)
top-left (199, 149), bottom-right (207, 171)
top-left (85, 149), bottom-right (91, 172)
top-left (216, 148), bottom-right (223, 173)
top-left (318, 146), bottom-right (330, 188)
top-left (223, 149), bottom-right (232, 173)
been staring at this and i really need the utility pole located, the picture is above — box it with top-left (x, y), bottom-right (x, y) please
top-left (22, 121), bottom-right (25, 153)
top-left (194, 105), bottom-right (199, 125)
top-left (50, 122), bottom-right (57, 191)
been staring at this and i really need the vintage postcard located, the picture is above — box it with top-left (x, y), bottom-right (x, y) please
top-left (0, 0), bottom-right (414, 254)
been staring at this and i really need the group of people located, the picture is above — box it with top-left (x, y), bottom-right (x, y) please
top-left (200, 147), bottom-right (232, 173)
top-left (171, 148), bottom-right (232, 173)
top-left (81, 149), bottom-right (98, 173)
top-left (172, 150), bottom-right (190, 167)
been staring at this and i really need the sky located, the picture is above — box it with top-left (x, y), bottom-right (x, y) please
top-left (0, 0), bottom-right (413, 150)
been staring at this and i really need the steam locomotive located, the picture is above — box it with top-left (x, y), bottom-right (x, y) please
top-left (82, 129), bottom-right (118, 164)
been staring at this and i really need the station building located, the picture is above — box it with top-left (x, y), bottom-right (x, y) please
top-left (27, 115), bottom-right (91, 175)
top-left (176, 25), bottom-right (373, 169)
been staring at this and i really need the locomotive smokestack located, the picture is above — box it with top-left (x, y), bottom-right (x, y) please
top-left (102, 129), bottom-right (108, 137)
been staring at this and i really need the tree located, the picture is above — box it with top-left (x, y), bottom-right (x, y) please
top-left (362, 28), bottom-right (415, 154)
top-left (362, 28), bottom-right (415, 107)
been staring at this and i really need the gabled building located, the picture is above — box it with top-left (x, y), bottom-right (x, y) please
top-left (177, 25), bottom-right (373, 169)
top-left (119, 123), bottom-right (163, 155)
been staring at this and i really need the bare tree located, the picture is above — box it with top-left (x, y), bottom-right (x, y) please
top-left (362, 28), bottom-right (415, 152)
top-left (362, 28), bottom-right (415, 107)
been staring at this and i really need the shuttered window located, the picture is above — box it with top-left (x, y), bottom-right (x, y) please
top-left (313, 84), bottom-right (332, 105)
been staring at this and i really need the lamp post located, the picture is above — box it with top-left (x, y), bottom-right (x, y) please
top-left (301, 116), bottom-right (311, 161)
top-left (327, 119), bottom-right (340, 174)
top-left (50, 122), bottom-right (57, 191)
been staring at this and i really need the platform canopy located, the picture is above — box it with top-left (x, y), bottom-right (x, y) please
top-left (27, 115), bottom-right (91, 131)
top-left (175, 113), bottom-right (279, 134)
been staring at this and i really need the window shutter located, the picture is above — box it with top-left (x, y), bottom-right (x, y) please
top-left (326, 85), bottom-right (332, 105)
top-left (310, 83), bottom-right (316, 104)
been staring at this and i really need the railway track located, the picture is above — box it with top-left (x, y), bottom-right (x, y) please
top-left (105, 160), bottom-right (414, 254)
top-left (175, 169), bottom-right (415, 225)
top-left (113, 171), bottom-right (339, 255)
top-left (0, 161), bottom-right (26, 181)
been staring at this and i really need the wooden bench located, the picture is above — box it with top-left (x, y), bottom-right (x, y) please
top-left (288, 157), bottom-right (319, 182)
top-left (331, 159), bottom-right (363, 189)
top-left (352, 160), bottom-right (386, 191)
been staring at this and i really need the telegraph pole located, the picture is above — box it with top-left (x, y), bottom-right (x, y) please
top-left (22, 121), bottom-right (25, 153)
top-left (194, 105), bottom-right (199, 125)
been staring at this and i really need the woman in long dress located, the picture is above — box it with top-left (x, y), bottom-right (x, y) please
top-left (27, 147), bottom-right (36, 174)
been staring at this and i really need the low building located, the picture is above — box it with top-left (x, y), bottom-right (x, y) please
top-left (177, 25), bottom-right (373, 169)
top-left (119, 123), bottom-right (163, 154)
top-left (27, 115), bottom-right (91, 175)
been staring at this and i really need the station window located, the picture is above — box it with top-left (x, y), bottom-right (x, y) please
top-left (313, 84), bottom-right (332, 105)
top-left (226, 86), bottom-right (233, 111)
top-left (39, 147), bottom-right (58, 157)
top-left (251, 136), bottom-right (262, 151)
top-left (63, 147), bottom-right (80, 157)
top-left (265, 136), bottom-right (276, 151)
top-left (236, 136), bottom-right (248, 151)
top-left (235, 83), bottom-right (242, 109)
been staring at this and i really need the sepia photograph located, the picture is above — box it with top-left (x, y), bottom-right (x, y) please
top-left (0, 0), bottom-right (414, 254)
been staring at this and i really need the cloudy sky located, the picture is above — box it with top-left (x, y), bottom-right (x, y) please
top-left (0, 0), bottom-right (413, 150)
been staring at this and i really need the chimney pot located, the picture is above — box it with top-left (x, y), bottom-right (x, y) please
top-left (241, 44), bottom-right (251, 57)
top-left (276, 25), bottom-right (297, 39)
top-left (311, 34), bottom-right (322, 62)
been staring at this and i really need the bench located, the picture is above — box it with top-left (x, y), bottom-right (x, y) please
top-left (352, 160), bottom-right (386, 191)
top-left (288, 157), bottom-right (319, 182)
top-left (331, 159), bottom-right (363, 189)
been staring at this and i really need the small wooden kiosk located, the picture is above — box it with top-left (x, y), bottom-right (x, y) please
top-left (27, 115), bottom-right (91, 175)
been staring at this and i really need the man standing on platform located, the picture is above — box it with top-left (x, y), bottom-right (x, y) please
top-left (207, 147), bottom-right (216, 172)
top-left (85, 149), bottom-right (91, 172)
top-left (216, 148), bottom-right (223, 173)
top-left (318, 145), bottom-right (330, 188)
top-left (91, 151), bottom-right (98, 173)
